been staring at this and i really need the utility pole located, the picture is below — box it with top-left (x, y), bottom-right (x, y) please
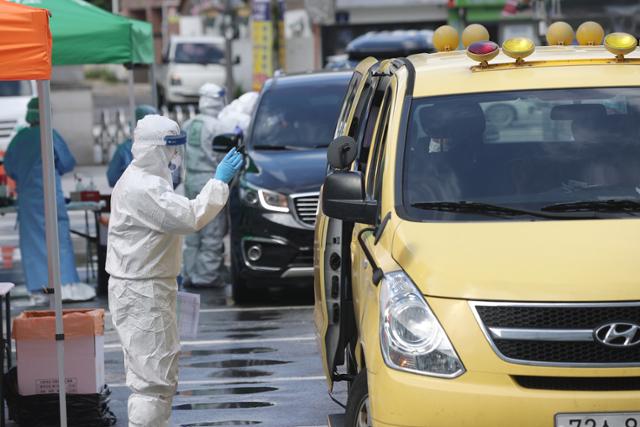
top-left (112, 0), bottom-right (119, 14)
top-left (223, 0), bottom-right (235, 101)
top-left (162, 0), bottom-right (170, 54)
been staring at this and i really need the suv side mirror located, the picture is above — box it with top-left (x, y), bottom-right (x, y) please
top-left (322, 171), bottom-right (376, 224)
top-left (327, 136), bottom-right (357, 170)
top-left (213, 133), bottom-right (242, 153)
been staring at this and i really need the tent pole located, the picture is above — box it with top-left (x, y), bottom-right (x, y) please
top-left (128, 67), bottom-right (136, 134)
top-left (149, 63), bottom-right (158, 109)
top-left (37, 79), bottom-right (68, 427)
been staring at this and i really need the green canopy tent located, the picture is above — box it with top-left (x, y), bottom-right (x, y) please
top-left (11, 0), bottom-right (157, 128)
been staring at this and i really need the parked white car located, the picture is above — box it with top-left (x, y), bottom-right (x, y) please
top-left (0, 80), bottom-right (36, 155)
top-left (158, 35), bottom-right (227, 109)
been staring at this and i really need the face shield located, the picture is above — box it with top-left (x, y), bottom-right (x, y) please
top-left (165, 131), bottom-right (187, 187)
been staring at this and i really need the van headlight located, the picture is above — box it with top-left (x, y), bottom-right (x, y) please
top-left (170, 73), bottom-right (182, 86)
top-left (380, 271), bottom-right (465, 378)
top-left (239, 182), bottom-right (289, 213)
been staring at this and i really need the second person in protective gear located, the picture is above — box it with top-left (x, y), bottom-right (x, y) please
top-left (182, 83), bottom-right (228, 288)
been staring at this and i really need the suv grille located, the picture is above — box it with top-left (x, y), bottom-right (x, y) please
top-left (291, 193), bottom-right (319, 228)
top-left (472, 302), bottom-right (640, 366)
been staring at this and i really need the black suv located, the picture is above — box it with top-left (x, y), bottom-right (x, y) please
top-left (227, 71), bottom-right (351, 302)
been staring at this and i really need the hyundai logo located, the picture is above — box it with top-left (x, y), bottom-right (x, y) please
top-left (594, 322), bottom-right (640, 348)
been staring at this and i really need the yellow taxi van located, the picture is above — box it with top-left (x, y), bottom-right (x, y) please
top-left (313, 22), bottom-right (640, 427)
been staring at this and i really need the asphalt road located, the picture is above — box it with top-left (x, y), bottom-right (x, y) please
top-left (104, 287), bottom-right (347, 427)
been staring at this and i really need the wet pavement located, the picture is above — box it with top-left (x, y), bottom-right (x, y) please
top-left (102, 287), bottom-right (347, 427)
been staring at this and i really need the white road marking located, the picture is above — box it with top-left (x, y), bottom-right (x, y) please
top-left (109, 375), bottom-right (326, 388)
top-left (199, 305), bottom-right (313, 313)
top-left (102, 305), bottom-right (312, 317)
top-left (104, 335), bottom-right (316, 351)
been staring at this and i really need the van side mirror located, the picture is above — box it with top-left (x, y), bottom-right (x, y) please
top-left (327, 136), bottom-right (357, 170)
top-left (212, 133), bottom-right (242, 153)
top-left (234, 55), bottom-right (241, 65)
top-left (322, 171), bottom-right (376, 224)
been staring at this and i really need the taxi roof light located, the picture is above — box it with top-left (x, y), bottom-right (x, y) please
top-left (466, 41), bottom-right (499, 67)
top-left (433, 25), bottom-right (459, 52)
top-left (546, 22), bottom-right (574, 46)
top-left (604, 32), bottom-right (638, 61)
top-left (462, 24), bottom-right (490, 48)
top-left (576, 21), bottom-right (605, 46)
top-left (502, 37), bottom-right (535, 64)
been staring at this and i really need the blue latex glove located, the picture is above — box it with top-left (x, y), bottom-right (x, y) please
top-left (214, 147), bottom-right (244, 183)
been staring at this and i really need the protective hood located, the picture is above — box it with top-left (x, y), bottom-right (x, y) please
top-left (26, 97), bottom-right (39, 125)
top-left (198, 83), bottom-right (226, 117)
top-left (130, 115), bottom-right (181, 181)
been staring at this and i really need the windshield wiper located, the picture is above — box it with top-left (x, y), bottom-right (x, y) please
top-left (252, 145), bottom-right (290, 150)
top-left (541, 199), bottom-right (640, 215)
top-left (411, 201), bottom-right (593, 220)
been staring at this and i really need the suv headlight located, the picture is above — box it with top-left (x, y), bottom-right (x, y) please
top-left (239, 182), bottom-right (289, 213)
top-left (380, 271), bottom-right (465, 378)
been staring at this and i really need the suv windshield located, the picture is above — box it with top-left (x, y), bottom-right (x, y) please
top-left (0, 81), bottom-right (32, 97)
top-left (174, 42), bottom-right (224, 64)
top-left (403, 87), bottom-right (640, 221)
top-left (250, 79), bottom-right (347, 150)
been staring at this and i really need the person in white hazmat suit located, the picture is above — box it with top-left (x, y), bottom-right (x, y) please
top-left (216, 91), bottom-right (258, 134)
top-left (182, 83), bottom-right (229, 287)
top-left (106, 115), bottom-right (243, 427)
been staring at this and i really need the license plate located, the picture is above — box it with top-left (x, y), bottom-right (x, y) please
top-left (556, 412), bottom-right (640, 427)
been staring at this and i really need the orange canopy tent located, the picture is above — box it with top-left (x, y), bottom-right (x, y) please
top-left (0, 3), bottom-right (69, 426)
top-left (0, 1), bottom-right (52, 80)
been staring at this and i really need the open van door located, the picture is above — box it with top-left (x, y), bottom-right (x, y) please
top-left (313, 57), bottom-right (380, 391)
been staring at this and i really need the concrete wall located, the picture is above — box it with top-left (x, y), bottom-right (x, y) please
top-left (286, 36), bottom-right (316, 73)
top-left (51, 89), bottom-right (94, 166)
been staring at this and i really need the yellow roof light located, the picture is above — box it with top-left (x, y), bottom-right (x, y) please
top-left (576, 21), bottom-right (605, 46)
top-left (604, 32), bottom-right (638, 61)
top-left (433, 25), bottom-right (459, 52)
top-left (546, 21), bottom-right (574, 46)
top-left (462, 24), bottom-right (490, 48)
top-left (466, 41), bottom-right (500, 68)
top-left (502, 37), bottom-right (535, 64)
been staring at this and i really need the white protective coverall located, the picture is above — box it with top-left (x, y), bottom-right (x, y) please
top-left (217, 91), bottom-right (259, 134)
top-left (107, 115), bottom-right (229, 427)
top-left (182, 83), bottom-right (228, 286)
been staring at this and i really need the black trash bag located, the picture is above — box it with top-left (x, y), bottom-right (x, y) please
top-left (4, 367), bottom-right (117, 427)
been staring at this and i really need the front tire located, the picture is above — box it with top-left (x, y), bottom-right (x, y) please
top-left (345, 370), bottom-right (371, 427)
top-left (231, 249), bottom-right (250, 304)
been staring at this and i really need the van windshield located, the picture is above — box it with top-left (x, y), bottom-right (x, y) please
top-left (174, 42), bottom-right (224, 64)
top-left (403, 88), bottom-right (640, 221)
top-left (0, 81), bottom-right (32, 97)
top-left (250, 79), bottom-right (347, 150)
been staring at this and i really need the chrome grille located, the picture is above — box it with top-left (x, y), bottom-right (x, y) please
top-left (291, 193), bottom-right (319, 228)
top-left (471, 301), bottom-right (640, 367)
